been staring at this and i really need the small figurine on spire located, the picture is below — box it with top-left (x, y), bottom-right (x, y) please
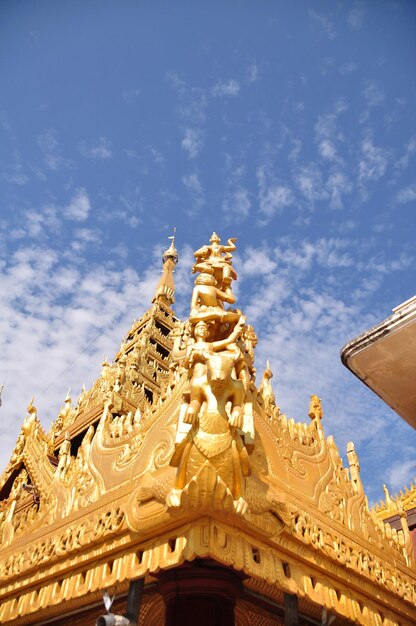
top-left (153, 229), bottom-right (179, 306)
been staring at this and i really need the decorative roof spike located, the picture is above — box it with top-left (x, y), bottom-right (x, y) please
top-left (383, 483), bottom-right (394, 507)
top-left (153, 230), bottom-right (179, 306)
top-left (162, 227), bottom-right (179, 265)
top-left (27, 396), bottom-right (37, 417)
top-left (308, 394), bottom-right (323, 420)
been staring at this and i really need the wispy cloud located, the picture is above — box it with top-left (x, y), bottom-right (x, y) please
top-left (358, 137), bottom-right (389, 182)
top-left (37, 129), bottom-right (69, 171)
top-left (397, 183), bottom-right (416, 203)
top-left (257, 166), bottom-right (294, 220)
top-left (395, 136), bottom-right (416, 171)
top-left (387, 459), bottom-right (416, 492)
top-left (245, 62), bottom-right (260, 84)
top-left (63, 189), bottom-right (91, 221)
top-left (181, 128), bottom-right (204, 159)
top-left (348, 2), bottom-right (366, 30)
top-left (182, 173), bottom-right (205, 214)
top-left (293, 163), bottom-right (326, 205)
top-left (338, 61), bottom-right (358, 75)
top-left (212, 79), bottom-right (240, 97)
top-left (326, 171), bottom-right (351, 209)
top-left (121, 88), bottom-right (141, 103)
top-left (314, 100), bottom-right (347, 164)
top-left (79, 137), bottom-right (113, 159)
top-left (309, 9), bottom-right (336, 40)
top-left (222, 187), bottom-right (251, 223)
top-left (363, 80), bottom-right (385, 107)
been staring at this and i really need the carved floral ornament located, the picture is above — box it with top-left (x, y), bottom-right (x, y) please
top-left (0, 233), bottom-right (415, 626)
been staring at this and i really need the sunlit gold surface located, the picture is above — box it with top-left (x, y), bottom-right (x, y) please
top-left (0, 234), bottom-right (415, 625)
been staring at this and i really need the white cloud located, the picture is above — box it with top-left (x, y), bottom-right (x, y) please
top-left (121, 88), bottom-right (141, 103)
top-left (71, 228), bottom-right (102, 252)
top-left (309, 10), bottom-right (336, 40)
top-left (348, 2), bottom-right (366, 30)
top-left (339, 61), bottom-right (358, 75)
top-left (257, 167), bottom-right (294, 219)
top-left (326, 171), bottom-right (351, 209)
top-left (237, 246), bottom-right (277, 277)
top-left (212, 79), bottom-right (240, 97)
top-left (395, 136), bottom-right (416, 171)
top-left (314, 103), bottom-right (347, 166)
top-left (37, 129), bottom-right (68, 171)
top-left (182, 173), bottom-right (205, 214)
top-left (63, 189), bottom-right (91, 221)
top-left (363, 80), bottom-right (385, 107)
top-left (245, 62), bottom-right (260, 84)
top-left (223, 187), bottom-right (251, 223)
top-left (289, 139), bottom-right (302, 162)
top-left (397, 183), bottom-right (416, 204)
top-left (181, 128), bottom-right (203, 159)
top-left (319, 139), bottom-right (337, 161)
top-left (387, 459), bottom-right (416, 492)
top-left (2, 172), bottom-right (28, 185)
top-left (79, 137), bottom-right (112, 159)
top-left (293, 164), bottom-right (326, 204)
top-left (358, 138), bottom-right (389, 182)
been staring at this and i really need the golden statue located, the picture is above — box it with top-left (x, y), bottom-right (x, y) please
top-left (168, 235), bottom-right (252, 514)
top-left (190, 232), bottom-right (240, 324)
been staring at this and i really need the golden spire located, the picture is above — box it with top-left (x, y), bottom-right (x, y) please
top-left (153, 230), bottom-right (179, 306)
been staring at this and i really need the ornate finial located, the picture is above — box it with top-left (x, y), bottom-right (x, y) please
top-left (308, 394), bottom-right (323, 420)
top-left (162, 228), bottom-right (179, 265)
top-left (347, 441), bottom-right (362, 494)
top-left (259, 361), bottom-right (275, 410)
top-left (153, 231), bottom-right (178, 306)
top-left (383, 483), bottom-right (394, 507)
top-left (27, 396), bottom-right (37, 417)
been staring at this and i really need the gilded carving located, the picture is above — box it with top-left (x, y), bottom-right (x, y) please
top-left (0, 232), bottom-right (414, 626)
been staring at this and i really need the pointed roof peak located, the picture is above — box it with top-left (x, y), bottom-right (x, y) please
top-left (153, 231), bottom-right (179, 306)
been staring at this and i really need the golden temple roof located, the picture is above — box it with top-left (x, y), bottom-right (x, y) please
top-left (0, 234), bottom-right (415, 626)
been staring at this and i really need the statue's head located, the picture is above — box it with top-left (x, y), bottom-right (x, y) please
top-left (194, 320), bottom-right (210, 340)
top-left (195, 272), bottom-right (216, 286)
top-left (210, 232), bottom-right (220, 244)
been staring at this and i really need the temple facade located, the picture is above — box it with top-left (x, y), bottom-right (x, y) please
top-left (0, 234), bottom-right (415, 626)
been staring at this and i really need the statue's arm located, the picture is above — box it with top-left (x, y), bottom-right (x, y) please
top-left (224, 237), bottom-right (237, 253)
top-left (212, 315), bottom-right (246, 352)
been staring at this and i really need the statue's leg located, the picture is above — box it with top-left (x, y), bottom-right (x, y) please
top-left (229, 383), bottom-right (245, 429)
top-left (231, 438), bottom-right (243, 499)
top-left (167, 439), bottom-right (194, 508)
top-left (186, 380), bottom-right (204, 424)
top-left (231, 437), bottom-right (248, 515)
top-left (174, 439), bottom-right (193, 490)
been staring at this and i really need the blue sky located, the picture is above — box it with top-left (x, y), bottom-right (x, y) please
top-left (0, 0), bottom-right (415, 503)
